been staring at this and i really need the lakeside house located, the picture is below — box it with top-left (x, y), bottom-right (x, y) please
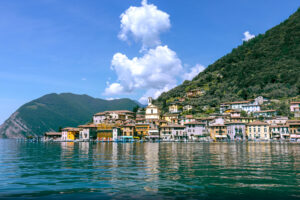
top-left (184, 122), bottom-right (208, 141)
top-left (246, 121), bottom-right (270, 140)
top-left (44, 132), bottom-right (62, 141)
top-left (269, 124), bottom-right (289, 140)
top-left (160, 124), bottom-right (186, 141)
top-left (61, 127), bottom-right (80, 141)
top-left (225, 122), bottom-right (246, 140)
top-left (78, 124), bottom-right (98, 141)
top-left (288, 120), bottom-right (300, 141)
top-left (209, 124), bottom-right (227, 141)
top-left (44, 96), bottom-right (300, 142)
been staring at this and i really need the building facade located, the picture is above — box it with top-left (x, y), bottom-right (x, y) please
top-left (246, 121), bottom-right (270, 140)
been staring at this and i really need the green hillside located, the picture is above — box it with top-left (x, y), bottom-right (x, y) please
top-left (0, 93), bottom-right (141, 138)
top-left (156, 8), bottom-right (300, 111)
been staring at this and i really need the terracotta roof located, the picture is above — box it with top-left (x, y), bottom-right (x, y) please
top-left (287, 120), bottom-right (300, 124)
top-left (291, 102), bottom-right (300, 104)
top-left (230, 101), bottom-right (251, 104)
top-left (247, 121), bottom-right (268, 126)
top-left (184, 122), bottom-right (206, 125)
top-left (185, 115), bottom-right (194, 119)
top-left (254, 110), bottom-right (276, 113)
top-left (62, 127), bottom-right (81, 132)
top-left (231, 116), bottom-right (255, 119)
top-left (78, 124), bottom-right (98, 128)
top-left (45, 132), bottom-right (62, 136)
top-left (160, 124), bottom-right (185, 128)
top-left (94, 112), bottom-right (107, 116)
top-left (225, 121), bottom-right (246, 125)
top-left (288, 123), bottom-right (300, 126)
top-left (136, 118), bottom-right (145, 120)
top-left (270, 124), bottom-right (289, 128)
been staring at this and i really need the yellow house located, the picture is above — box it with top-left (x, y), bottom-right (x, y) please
top-left (209, 124), bottom-right (227, 141)
top-left (122, 124), bottom-right (135, 137)
top-left (246, 121), bottom-right (270, 140)
top-left (163, 113), bottom-right (179, 124)
top-left (97, 123), bottom-right (115, 141)
top-left (135, 123), bottom-right (150, 139)
top-left (62, 127), bottom-right (80, 141)
top-left (231, 117), bottom-right (255, 123)
top-left (168, 103), bottom-right (181, 113)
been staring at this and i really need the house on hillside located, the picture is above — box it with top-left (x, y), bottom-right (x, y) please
top-left (168, 103), bottom-right (181, 113)
top-left (186, 88), bottom-right (205, 98)
top-left (183, 105), bottom-right (193, 112)
top-left (93, 110), bottom-right (134, 124)
top-left (163, 113), bottom-right (179, 124)
top-left (290, 102), bottom-right (300, 118)
top-left (253, 110), bottom-right (277, 118)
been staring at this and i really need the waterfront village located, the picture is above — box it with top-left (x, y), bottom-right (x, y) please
top-left (44, 96), bottom-right (300, 142)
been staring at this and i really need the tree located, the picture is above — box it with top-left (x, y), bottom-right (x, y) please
top-left (241, 110), bottom-right (248, 117)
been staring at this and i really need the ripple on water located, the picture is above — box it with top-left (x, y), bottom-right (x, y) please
top-left (0, 140), bottom-right (300, 199)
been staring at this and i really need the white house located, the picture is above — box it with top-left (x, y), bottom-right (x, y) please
top-left (145, 97), bottom-right (160, 120)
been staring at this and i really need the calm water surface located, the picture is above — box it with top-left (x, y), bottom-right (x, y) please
top-left (1, 140), bottom-right (300, 199)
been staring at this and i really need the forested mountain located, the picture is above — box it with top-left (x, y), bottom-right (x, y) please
top-left (0, 93), bottom-right (141, 138)
top-left (156, 8), bottom-right (300, 112)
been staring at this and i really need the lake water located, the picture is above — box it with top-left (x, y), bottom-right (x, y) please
top-left (1, 140), bottom-right (300, 200)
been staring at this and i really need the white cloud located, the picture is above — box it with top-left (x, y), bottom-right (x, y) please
top-left (118, 0), bottom-right (170, 50)
top-left (104, 83), bottom-right (124, 95)
top-left (242, 31), bottom-right (255, 41)
top-left (182, 64), bottom-right (205, 81)
top-left (81, 78), bottom-right (87, 81)
top-left (104, 45), bottom-right (182, 100)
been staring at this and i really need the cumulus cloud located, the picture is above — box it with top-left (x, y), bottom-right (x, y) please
top-left (104, 45), bottom-right (182, 99)
top-left (182, 64), bottom-right (205, 81)
top-left (242, 31), bottom-right (255, 41)
top-left (104, 83), bottom-right (124, 95)
top-left (104, 0), bottom-right (204, 104)
top-left (118, 0), bottom-right (170, 50)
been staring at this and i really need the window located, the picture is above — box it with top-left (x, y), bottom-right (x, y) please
top-left (151, 109), bottom-right (153, 114)
top-left (264, 128), bottom-right (267, 132)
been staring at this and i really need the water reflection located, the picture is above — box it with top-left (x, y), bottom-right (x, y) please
top-left (1, 140), bottom-right (300, 199)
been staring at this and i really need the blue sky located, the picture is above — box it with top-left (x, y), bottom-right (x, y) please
top-left (0, 0), bottom-right (299, 124)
